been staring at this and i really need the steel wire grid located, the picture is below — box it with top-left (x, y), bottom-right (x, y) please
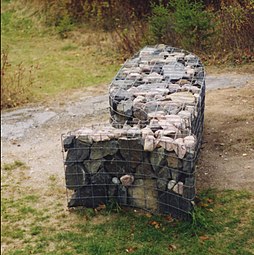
top-left (109, 45), bottom-right (205, 127)
top-left (61, 45), bottom-right (205, 220)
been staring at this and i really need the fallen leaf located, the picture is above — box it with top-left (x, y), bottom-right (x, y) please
top-left (149, 221), bottom-right (161, 229)
top-left (207, 198), bottom-right (213, 203)
top-left (95, 203), bottom-right (106, 211)
top-left (164, 215), bottom-right (174, 222)
top-left (168, 244), bottom-right (177, 251)
top-left (125, 247), bottom-right (137, 253)
top-left (145, 213), bottom-right (152, 218)
top-left (199, 235), bottom-right (209, 241)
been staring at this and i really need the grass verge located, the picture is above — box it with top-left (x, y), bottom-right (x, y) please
top-left (1, 160), bottom-right (254, 255)
top-left (1, 2), bottom-right (121, 108)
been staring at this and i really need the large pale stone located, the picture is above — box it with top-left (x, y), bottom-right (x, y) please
top-left (128, 179), bottom-right (158, 211)
top-left (144, 135), bottom-right (156, 152)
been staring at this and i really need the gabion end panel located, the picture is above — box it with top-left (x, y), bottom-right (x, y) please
top-left (62, 125), bottom-right (199, 220)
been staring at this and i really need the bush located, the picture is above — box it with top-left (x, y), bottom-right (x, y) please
top-left (148, 2), bottom-right (174, 43)
top-left (215, 1), bottom-right (254, 52)
top-left (170, 0), bottom-right (215, 51)
top-left (148, 0), bottom-right (215, 51)
top-left (1, 50), bottom-right (36, 109)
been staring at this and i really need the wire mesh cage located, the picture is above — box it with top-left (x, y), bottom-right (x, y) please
top-left (61, 44), bottom-right (205, 220)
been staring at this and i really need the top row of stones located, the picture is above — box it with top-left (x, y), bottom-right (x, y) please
top-left (109, 44), bottom-right (205, 124)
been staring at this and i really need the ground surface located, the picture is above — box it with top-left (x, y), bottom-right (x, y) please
top-left (1, 72), bottom-right (254, 193)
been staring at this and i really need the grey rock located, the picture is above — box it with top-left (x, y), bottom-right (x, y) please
top-left (116, 99), bottom-right (133, 117)
top-left (150, 147), bottom-right (166, 172)
top-left (158, 166), bottom-right (171, 179)
top-left (111, 114), bottom-right (127, 127)
top-left (119, 138), bottom-right (143, 169)
top-left (65, 139), bottom-right (90, 163)
top-left (166, 152), bottom-right (180, 169)
top-left (183, 177), bottom-right (195, 199)
top-left (158, 192), bottom-right (193, 220)
top-left (157, 178), bottom-right (168, 191)
top-left (118, 186), bottom-right (128, 205)
top-left (144, 101), bottom-right (163, 113)
top-left (84, 160), bottom-right (102, 174)
top-left (90, 140), bottom-right (119, 160)
top-left (136, 159), bottom-right (154, 178)
top-left (133, 102), bottom-right (147, 120)
top-left (65, 163), bottom-right (87, 190)
top-left (63, 135), bottom-right (75, 151)
top-left (112, 89), bottom-right (133, 102)
top-left (171, 169), bottom-right (180, 182)
top-left (163, 62), bottom-right (185, 80)
top-left (104, 155), bottom-right (126, 177)
top-left (68, 185), bottom-right (108, 208)
top-left (182, 152), bottom-right (195, 173)
top-left (90, 169), bottom-right (111, 186)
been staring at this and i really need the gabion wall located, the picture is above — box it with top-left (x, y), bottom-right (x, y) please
top-left (62, 45), bottom-right (205, 220)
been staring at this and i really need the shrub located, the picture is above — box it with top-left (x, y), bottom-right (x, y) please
top-left (170, 0), bottom-right (215, 51)
top-left (148, 0), bottom-right (215, 51)
top-left (1, 50), bottom-right (36, 109)
top-left (148, 2), bottom-right (174, 43)
top-left (112, 21), bottom-right (148, 58)
top-left (215, 1), bottom-right (254, 52)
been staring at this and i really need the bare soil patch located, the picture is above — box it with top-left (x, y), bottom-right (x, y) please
top-left (1, 74), bottom-right (254, 196)
top-left (197, 84), bottom-right (254, 191)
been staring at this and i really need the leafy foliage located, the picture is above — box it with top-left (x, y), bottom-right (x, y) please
top-left (170, 0), bottom-right (215, 50)
top-left (148, 0), bottom-right (215, 51)
top-left (148, 2), bottom-right (173, 43)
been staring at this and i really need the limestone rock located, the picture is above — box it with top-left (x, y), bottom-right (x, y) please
top-left (172, 181), bottom-right (184, 195)
top-left (167, 180), bottom-right (176, 190)
top-left (120, 174), bottom-right (134, 186)
top-left (173, 138), bottom-right (187, 159)
top-left (112, 177), bottom-right (120, 184)
top-left (144, 135), bottom-right (156, 152)
top-left (157, 136), bottom-right (174, 151)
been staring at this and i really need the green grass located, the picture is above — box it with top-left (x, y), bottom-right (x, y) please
top-left (2, 160), bottom-right (27, 171)
top-left (1, 1), bottom-right (121, 107)
top-left (1, 160), bottom-right (254, 255)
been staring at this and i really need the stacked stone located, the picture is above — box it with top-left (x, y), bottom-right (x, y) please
top-left (109, 45), bottom-right (204, 127)
top-left (63, 45), bottom-right (205, 220)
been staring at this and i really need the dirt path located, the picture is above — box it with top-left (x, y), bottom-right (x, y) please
top-left (1, 72), bottom-right (254, 192)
